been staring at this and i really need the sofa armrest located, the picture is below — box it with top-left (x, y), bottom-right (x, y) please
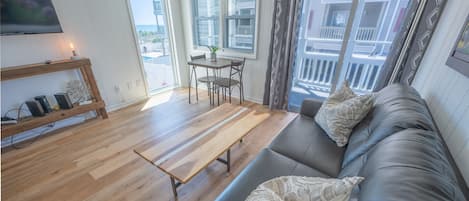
top-left (300, 98), bottom-right (323, 118)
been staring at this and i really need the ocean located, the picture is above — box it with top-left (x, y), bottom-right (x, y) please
top-left (136, 25), bottom-right (164, 32)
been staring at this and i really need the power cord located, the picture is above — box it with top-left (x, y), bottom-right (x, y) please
top-left (3, 102), bottom-right (90, 149)
top-left (10, 122), bottom-right (55, 149)
top-left (2, 103), bottom-right (28, 120)
top-left (3, 103), bottom-right (56, 149)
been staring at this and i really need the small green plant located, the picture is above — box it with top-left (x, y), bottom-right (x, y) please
top-left (207, 46), bottom-right (219, 54)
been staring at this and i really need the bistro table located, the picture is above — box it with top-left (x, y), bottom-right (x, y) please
top-left (187, 58), bottom-right (234, 105)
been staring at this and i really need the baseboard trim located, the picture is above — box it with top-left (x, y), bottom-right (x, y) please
top-left (106, 95), bottom-right (148, 112)
top-left (245, 96), bottom-right (263, 104)
top-left (189, 86), bottom-right (263, 104)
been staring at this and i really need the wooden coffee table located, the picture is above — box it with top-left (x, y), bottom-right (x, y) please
top-left (134, 103), bottom-right (270, 198)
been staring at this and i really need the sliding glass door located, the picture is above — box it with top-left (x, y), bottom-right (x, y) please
top-left (129, 0), bottom-right (177, 93)
top-left (289, 0), bottom-right (413, 109)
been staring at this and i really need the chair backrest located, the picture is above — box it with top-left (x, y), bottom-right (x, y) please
top-left (230, 58), bottom-right (246, 81)
top-left (191, 54), bottom-right (206, 61)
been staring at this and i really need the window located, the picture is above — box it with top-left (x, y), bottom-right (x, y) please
top-left (192, 0), bottom-right (257, 53)
top-left (193, 0), bottom-right (220, 47)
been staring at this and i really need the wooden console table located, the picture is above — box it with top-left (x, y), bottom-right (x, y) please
top-left (1, 58), bottom-right (108, 139)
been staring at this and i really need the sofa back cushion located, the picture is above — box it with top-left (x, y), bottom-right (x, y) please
top-left (314, 82), bottom-right (374, 147)
top-left (357, 129), bottom-right (465, 201)
top-left (341, 84), bottom-right (436, 167)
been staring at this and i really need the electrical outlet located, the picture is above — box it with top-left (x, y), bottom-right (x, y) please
top-left (135, 79), bottom-right (141, 87)
top-left (114, 85), bottom-right (120, 93)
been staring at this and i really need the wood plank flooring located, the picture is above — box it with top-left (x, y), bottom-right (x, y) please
top-left (1, 88), bottom-right (297, 201)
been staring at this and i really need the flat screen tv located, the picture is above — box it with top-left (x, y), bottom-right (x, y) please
top-left (1, 0), bottom-right (63, 35)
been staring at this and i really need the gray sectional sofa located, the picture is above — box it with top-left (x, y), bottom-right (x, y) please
top-left (215, 84), bottom-right (469, 201)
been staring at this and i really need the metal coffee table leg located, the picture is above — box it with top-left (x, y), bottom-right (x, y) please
top-left (216, 148), bottom-right (231, 172)
top-left (169, 148), bottom-right (230, 199)
top-left (227, 149), bottom-right (231, 172)
top-left (170, 176), bottom-right (181, 198)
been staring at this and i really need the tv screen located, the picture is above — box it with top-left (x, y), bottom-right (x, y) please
top-left (1, 0), bottom-right (63, 35)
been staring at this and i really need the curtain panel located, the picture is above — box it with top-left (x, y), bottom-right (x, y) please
top-left (376, 0), bottom-right (447, 90)
top-left (262, 0), bottom-right (303, 110)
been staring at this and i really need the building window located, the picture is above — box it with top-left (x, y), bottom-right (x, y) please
top-left (193, 0), bottom-right (220, 47)
top-left (192, 0), bottom-right (257, 53)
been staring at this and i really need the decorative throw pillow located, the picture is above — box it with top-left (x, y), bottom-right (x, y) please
top-left (245, 176), bottom-right (364, 201)
top-left (315, 82), bottom-right (373, 147)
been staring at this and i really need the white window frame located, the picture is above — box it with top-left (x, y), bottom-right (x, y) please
top-left (191, 0), bottom-right (260, 59)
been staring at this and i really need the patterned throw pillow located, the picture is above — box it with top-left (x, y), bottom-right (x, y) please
top-left (315, 82), bottom-right (373, 147)
top-left (245, 176), bottom-right (364, 201)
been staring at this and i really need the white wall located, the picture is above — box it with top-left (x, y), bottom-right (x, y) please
top-left (412, 0), bottom-right (469, 184)
top-left (1, 0), bottom-right (148, 145)
top-left (1, 0), bottom-right (148, 112)
top-left (179, 0), bottom-right (274, 103)
top-left (53, 0), bottom-right (147, 110)
top-left (1, 34), bottom-right (78, 111)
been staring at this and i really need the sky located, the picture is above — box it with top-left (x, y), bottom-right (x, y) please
top-left (130, 0), bottom-right (158, 25)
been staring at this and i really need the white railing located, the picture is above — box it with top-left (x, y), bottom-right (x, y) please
top-left (319, 26), bottom-right (346, 40)
top-left (319, 26), bottom-right (377, 41)
top-left (305, 38), bottom-right (393, 58)
top-left (295, 52), bottom-right (385, 92)
top-left (296, 53), bottom-right (337, 90)
top-left (345, 56), bottom-right (385, 92)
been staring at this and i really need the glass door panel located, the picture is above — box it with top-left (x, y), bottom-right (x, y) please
top-left (289, 0), bottom-right (352, 109)
top-left (288, 0), bottom-right (415, 111)
top-left (337, 0), bottom-right (413, 94)
top-left (130, 0), bottom-right (176, 93)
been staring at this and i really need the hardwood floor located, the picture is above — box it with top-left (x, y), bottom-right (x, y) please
top-left (1, 88), bottom-right (297, 201)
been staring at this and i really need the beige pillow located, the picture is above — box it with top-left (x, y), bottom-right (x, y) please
top-left (315, 82), bottom-right (373, 147)
top-left (245, 176), bottom-right (364, 201)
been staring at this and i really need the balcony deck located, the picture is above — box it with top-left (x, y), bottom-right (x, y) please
top-left (142, 53), bottom-right (175, 93)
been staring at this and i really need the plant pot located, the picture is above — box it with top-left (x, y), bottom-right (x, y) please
top-left (210, 52), bottom-right (217, 62)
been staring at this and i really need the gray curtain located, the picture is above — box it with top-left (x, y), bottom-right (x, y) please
top-left (263, 0), bottom-right (303, 109)
top-left (375, 0), bottom-right (447, 90)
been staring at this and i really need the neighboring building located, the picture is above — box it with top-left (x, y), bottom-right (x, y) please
top-left (303, 0), bottom-right (410, 55)
top-left (225, 0), bottom-right (256, 50)
top-left (152, 0), bottom-right (166, 34)
top-left (194, 0), bottom-right (220, 46)
top-left (193, 0), bottom-right (256, 51)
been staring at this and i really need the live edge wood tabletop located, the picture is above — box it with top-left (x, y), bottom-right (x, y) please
top-left (1, 58), bottom-right (108, 139)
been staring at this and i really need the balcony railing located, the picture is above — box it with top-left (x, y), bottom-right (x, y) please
top-left (294, 52), bottom-right (385, 93)
top-left (319, 26), bottom-right (377, 41)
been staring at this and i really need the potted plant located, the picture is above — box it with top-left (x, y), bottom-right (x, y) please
top-left (207, 46), bottom-right (219, 62)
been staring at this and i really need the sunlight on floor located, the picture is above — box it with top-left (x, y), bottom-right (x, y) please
top-left (140, 91), bottom-right (174, 111)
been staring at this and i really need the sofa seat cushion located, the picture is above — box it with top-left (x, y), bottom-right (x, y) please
top-left (215, 149), bottom-right (329, 201)
top-left (358, 129), bottom-right (466, 201)
top-left (269, 115), bottom-right (345, 177)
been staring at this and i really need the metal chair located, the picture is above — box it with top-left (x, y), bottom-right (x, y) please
top-left (189, 54), bottom-right (216, 102)
top-left (214, 58), bottom-right (246, 105)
